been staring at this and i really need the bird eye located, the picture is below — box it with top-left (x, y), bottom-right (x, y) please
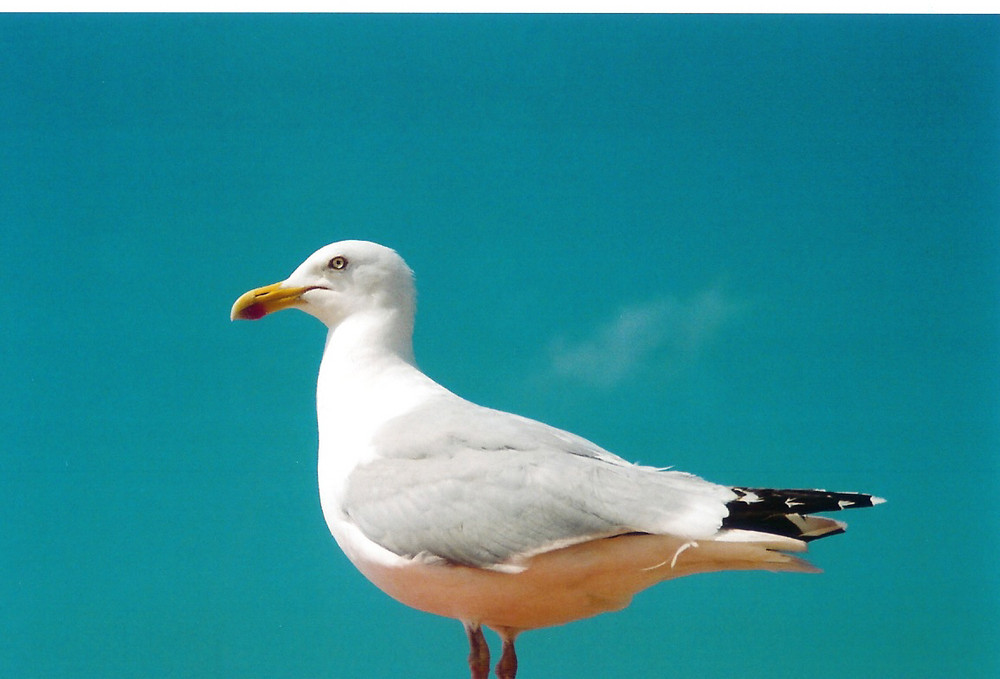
top-left (328, 256), bottom-right (348, 270)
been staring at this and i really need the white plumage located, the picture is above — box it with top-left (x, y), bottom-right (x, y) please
top-left (231, 240), bottom-right (883, 679)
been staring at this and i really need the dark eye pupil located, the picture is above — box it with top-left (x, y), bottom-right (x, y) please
top-left (329, 256), bottom-right (347, 270)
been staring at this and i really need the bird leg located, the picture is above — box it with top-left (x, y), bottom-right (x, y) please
top-left (464, 623), bottom-right (491, 679)
top-left (495, 636), bottom-right (518, 679)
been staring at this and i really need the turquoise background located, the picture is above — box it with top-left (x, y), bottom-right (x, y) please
top-left (3, 14), bottom-right (998, 678)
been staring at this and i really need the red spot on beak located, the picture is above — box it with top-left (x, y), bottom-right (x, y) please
top-left (239, 302), bottom-right (268, 320)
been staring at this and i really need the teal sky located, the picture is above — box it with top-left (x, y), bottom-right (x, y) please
top-left (3, 14), bottom-right (998, 679)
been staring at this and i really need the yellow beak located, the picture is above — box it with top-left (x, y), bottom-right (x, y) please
top-left (230, 282), bottom-right (314, 321)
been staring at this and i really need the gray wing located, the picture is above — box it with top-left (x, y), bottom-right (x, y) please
top-left (342, 396), bottom-right (736, 569)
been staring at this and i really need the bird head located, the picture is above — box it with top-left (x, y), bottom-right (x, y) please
top-left (230, 240), bottom-right (416, 329)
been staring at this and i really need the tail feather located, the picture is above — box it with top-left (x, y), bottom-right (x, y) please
top-left (722, 487), bottom-right (883, 543)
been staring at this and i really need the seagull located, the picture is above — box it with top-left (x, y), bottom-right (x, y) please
top-left (231, 240), bottom-right (883, 679)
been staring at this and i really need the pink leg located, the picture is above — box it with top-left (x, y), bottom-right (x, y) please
top-left (464, 623), bottom-right (491, 679)
top-left (495, 636), bottom-right (518, 679)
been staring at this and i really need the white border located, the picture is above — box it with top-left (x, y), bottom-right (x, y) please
top-left (9, 3), bottom-right (1000, 13)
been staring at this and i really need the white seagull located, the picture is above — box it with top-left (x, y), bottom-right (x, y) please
top-left (231, 240), bottom-right (883, 679)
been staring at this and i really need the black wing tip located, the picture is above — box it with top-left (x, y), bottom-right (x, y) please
top-left (729, 487), bottom-right (886, 514)
top-left (722, 487), bottom-right (882, 544)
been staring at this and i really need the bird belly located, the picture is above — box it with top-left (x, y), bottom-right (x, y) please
top-left (326, 523), bottom-right (816, 632)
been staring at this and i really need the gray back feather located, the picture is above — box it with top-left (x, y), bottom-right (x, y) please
top-left (342, 397), bottom-right (734, 568)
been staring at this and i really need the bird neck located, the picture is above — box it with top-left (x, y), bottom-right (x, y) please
top-left (315, 308), bottom-right (431, 425)
top-left (323, 307), bottom-right (416, 367)
top-left (314, 308), bottom-right (442, 484)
